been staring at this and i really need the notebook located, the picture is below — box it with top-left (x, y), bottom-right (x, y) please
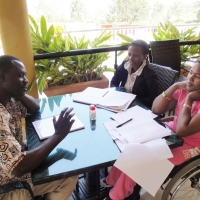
top-left (73, 87), bottom-right (136, 112)
top-left (32, 115), bottom-right (85, 140)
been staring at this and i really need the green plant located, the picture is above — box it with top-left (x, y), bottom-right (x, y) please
top-left (116, 21), bottom-right (200, 63)
top-left (29, 15), bottom-right (69, 53)
top-left (153, 21), bottom-right (200, 60)
top-left (29, 15), bottom-right (115, 94)
top-left (115, 33), bottom-right (133, 59)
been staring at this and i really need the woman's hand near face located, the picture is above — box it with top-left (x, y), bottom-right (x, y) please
top-left (174, 81), bottom-right (187, 91)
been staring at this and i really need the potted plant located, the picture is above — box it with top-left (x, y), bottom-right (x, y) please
top-left (115, 21), bottom-right (200, 69)
top-left (29, 15), bottom-right (115, 96)
top-left (152, 21), bottom-right (200, 62)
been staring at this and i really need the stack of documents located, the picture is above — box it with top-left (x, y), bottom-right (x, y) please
top-left (104, 106), bottom-right (174, 196)
top-left (104, 106), bottom-right (171, 151)
top-left (73, 87), bottom-right (136, 112)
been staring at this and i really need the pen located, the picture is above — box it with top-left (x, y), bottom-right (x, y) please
top-left (116, 118), bottom-right (133, 128)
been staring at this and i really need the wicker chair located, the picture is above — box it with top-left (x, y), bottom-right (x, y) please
top-left (149, 63), bottom-right (179, 117)
top-left (129, 64), bottom-right (178, 199)
top-left (149, 63), bottom-right (179, 94)
top-left (150, 39), bottom-right (187, 82)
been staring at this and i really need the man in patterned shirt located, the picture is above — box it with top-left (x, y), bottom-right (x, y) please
top-left (0, 55), bottom-right (78, 199)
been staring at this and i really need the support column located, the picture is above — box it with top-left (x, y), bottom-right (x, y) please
top-left (0, 0), bottom-right (38, 98)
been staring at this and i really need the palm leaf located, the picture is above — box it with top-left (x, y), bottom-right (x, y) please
top-left (117, 33), bottom-right (133, 42)
top-left (46, 25), bottom-right (54, 45)
top-left (27, 79), bottom-right (37, 94)
top-left (40, 16), bottom-right (47, 41)
top-left (29, 15), bottom-right (39, 33)
top-left (36, 72), bottom-right (48, 94)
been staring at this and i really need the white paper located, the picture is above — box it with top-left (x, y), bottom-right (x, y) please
top-left (32, 115), bottom-right (85, 140)
top-left (104, 120), bottom-right (129, 152)
top-left (116, 119), bottom-right (171, 143)
top-left (111, 105), bottom-right (157, 124)
top-left (144, 138), bottom-right (173, 159)
top-left (97, 90), bottom-right (136, 110)
top-left (114, 143), bottom-right (174, 196)
top-left (104, 121), bottom-right (128, 143)
top-left (73, 87), bottom-right (109, 105)
top-left (115, 140), bottom-right (128, 152)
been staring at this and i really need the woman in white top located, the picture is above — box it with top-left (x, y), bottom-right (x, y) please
top-left (110, 40), bottom-right (159, 108)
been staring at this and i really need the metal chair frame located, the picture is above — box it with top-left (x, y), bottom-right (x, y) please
top-left (133, 152), bottom-right (200, 200)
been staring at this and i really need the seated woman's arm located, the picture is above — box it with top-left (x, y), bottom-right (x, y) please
top-left (176, 91), bottom-right (200, 137)
top-left (152, 82), bottom-right (187, 115)
top-left (110, 62), bottom-right (127, 87)
top-left (137, 72), bottom-right (159, 108)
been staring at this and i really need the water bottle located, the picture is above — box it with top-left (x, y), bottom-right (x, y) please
top-left (89, 105), bottom-right (96, 120)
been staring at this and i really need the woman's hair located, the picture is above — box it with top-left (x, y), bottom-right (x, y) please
top-left (128, 40), bottom-right (149, 55)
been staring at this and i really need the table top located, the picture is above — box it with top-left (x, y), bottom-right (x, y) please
top-left (27, 91), bottom-right (132, 185)
top-left (26, 89), bottom-right (179, 186)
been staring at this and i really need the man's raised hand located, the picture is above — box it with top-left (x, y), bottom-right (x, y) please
top-left (53, 107), bottom-right (75, 139)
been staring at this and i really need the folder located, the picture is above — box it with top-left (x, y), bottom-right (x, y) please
top-left (32, 115), bottom-right (85, 140)
top-left (73, 87), bottom-right (136, 112)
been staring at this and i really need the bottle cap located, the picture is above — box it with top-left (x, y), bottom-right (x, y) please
top-left (90, 105), bottom-right (96, 110)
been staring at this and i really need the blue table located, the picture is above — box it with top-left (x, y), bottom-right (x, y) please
top-left (26, 90), bottom-right (182, 199)
top-left (26, 92), bottom-right (122, 186)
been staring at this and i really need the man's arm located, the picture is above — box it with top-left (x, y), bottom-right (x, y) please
top-left (17, 94), bottom-right (40, 114)
top-left (12, 107), bottom-right (75, 177)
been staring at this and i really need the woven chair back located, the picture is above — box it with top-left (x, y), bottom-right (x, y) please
top-left (150, 39), bottom-right (181, 74)
top-left (149, 63), bottom-right (179, 94)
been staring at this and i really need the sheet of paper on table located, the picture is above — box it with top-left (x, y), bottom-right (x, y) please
top-left (114, 140), bottom-right (174, 196)
top-left (104, 120), bottom-right (128, 152)
top-left (33, 115), bottom-right (85, 140)
top-left (110, 105), bottom-right (157, 124)
top-left (144, 138), bottom-right (173, 159)
top-left (116, 119), bottom-right (171, 143)
top-left (104, 105), bottom-right (171, 151)
top-left (104, 118), bottom-right (171, 151)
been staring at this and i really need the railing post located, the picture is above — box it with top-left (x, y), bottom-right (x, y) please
top-left (149, 45), bottom-right (152, 63)
top-left (114, 51), bottom-right (118, 70)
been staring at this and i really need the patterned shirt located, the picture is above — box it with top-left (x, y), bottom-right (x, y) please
top-left (124, 60), bottom-right (146, 93)
top-left (0, 98), bottom-right (32, 186)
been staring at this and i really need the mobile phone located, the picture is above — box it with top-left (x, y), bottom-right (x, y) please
top-left (163, 135), bottom-right (184, 149)
top-left (154, 117), bottom-right (184, 149)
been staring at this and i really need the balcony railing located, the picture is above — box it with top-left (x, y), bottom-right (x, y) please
top-left (34, 40), bottom-right (200, 70)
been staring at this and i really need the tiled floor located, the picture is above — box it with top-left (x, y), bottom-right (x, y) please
top-left (140, 189), bottom-right (162, 200)
top-left (70, 187), bottom-right (163, 200)
top-left (70, 170), bottom-right (165, 200)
